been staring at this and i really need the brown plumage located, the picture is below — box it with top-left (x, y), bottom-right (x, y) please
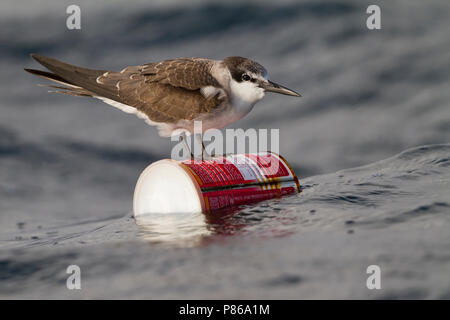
top-left (25, 54), bottom-right (224, 125)
top-left (25, 54), bottom-right (301, 142)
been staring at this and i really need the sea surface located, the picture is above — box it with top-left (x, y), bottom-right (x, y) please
top-left (0, 0), bottom-right (449, 299)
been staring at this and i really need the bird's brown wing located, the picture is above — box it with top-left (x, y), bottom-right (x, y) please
top-left (27, 54), bottom-right (225, 124)
top-left (139, 58), bottom-right (220, 90)
top-left (97, 59), bottom-right (224, 123)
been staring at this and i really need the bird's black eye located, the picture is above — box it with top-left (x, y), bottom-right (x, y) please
top-left (241, 74), bottom-right (251, 81)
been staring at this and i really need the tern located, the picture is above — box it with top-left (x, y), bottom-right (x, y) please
top-left (25, 54), bottom-right (300, 159)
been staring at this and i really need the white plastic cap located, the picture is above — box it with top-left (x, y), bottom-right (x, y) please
top-left (133, 160), bottom-right (203, 217)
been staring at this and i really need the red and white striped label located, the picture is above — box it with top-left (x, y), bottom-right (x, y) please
top-left (181, 153), bottom-right (300, 211)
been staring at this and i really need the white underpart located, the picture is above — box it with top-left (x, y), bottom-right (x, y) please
top-left (95, 97), bottom-right (177, 137)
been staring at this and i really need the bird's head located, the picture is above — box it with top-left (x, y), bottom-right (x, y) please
top-left (224, 56), bottom-right (301, 105)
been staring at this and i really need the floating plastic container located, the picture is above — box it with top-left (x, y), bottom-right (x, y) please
top-left (133, 152), bottom-right (300, 217)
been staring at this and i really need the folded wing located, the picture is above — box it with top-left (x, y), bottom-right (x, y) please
top-left (25, 54), bottom-right (225, 124)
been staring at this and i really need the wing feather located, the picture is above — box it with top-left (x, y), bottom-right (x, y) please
top-left (139, 58), bottom-right (220, 89)
top-left (28, 54), bottom-right (226, 125)
top-left (97, 58), bottom-right (225, 123)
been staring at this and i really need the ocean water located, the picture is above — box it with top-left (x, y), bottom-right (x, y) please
top-left (1, 0), bottom-right (449, 299)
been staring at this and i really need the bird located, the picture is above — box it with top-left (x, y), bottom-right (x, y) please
top-left (25, 54), bottom-right (300, 159)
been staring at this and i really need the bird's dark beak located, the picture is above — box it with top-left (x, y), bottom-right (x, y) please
top-left (261, 80), bottom-right (301, 97)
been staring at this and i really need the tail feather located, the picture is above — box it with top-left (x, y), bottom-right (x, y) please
top-left (25, 68), bottom-right (93, 96)
top-left (50, 90), bottom-right (93, 97)
top-left (25, 68), bottom-right (79, 88)
top-left (26, 54), bottom-right (118, 100)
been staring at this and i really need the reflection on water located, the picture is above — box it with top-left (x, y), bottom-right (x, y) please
top-left (10, 144), bottom-right (449, 250)
top-left (135, 211), bottom-right (212, 247)
top-left (135, 199), bottom-right (299, 247)
top-left (134, 207), bottom-right (244, 247)
top-left (134, 145), bottom-right (450, 247)
top-left (2, 145), bottom-right (450, 299)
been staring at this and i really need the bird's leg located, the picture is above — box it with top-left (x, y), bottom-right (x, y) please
top-left (180, 132), bottom-right (194, 160)
top-left (195, 133), bottom-right (214, 160)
